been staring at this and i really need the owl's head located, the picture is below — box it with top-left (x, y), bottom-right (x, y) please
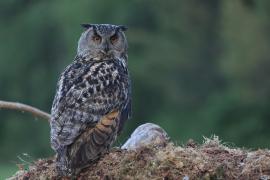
top-left (77, 24), bottom-right (128, 61)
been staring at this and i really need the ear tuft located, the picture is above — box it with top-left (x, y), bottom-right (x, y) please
top-left (118, 25), bottom-right (128, 31)
top-left (81, 24), bottom-right (93, 29)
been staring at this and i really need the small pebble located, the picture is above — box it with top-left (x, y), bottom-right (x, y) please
top-left (183, 175), bottom-right (189, 180)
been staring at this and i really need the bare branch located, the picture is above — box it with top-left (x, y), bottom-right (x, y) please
top-left (0, 100), bottom-right (51, 121)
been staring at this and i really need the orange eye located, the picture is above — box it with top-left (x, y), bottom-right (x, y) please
top-left (110, 34), bottom-right (118, 44)
top-left (92, 35), bottom-right (101, 43)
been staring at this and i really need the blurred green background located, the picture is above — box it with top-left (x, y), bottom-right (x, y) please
top-left (1, 0), bottom-right (270, 178)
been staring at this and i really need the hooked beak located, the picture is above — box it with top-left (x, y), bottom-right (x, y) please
top-left (104, 42), bottom-right (109, 53)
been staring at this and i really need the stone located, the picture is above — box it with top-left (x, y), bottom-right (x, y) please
top-left (121, 123), bottom-right (170, 150)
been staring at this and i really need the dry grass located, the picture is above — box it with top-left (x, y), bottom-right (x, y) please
top-left (8, 136), bottom-right (270, 180)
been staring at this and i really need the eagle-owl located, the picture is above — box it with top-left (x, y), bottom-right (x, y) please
top-left (50, 24), bottom-right (131, 176)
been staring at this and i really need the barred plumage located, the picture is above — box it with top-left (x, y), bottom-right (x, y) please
top-left (50, 24), bottom-right (131, 176)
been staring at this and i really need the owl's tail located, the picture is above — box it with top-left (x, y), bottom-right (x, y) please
top-left (68, 110), bottom-right (120, 175)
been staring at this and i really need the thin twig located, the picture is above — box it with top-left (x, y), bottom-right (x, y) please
top-left (0, 100), bottom-right (50, 121)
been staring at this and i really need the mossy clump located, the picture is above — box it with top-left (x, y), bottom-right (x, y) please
top-left (8, 136), bottom-right (270, 180)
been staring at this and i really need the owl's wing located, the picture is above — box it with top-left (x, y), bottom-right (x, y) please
top-left (118, 80), bottom-right (132, 134)
top-left (50, 57), bottom-right (98, 150)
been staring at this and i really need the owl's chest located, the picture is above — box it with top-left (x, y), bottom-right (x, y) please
top-left (69, 60), bottom-right (128, 106)
top-left (86, 61), bottom-right (127, 91)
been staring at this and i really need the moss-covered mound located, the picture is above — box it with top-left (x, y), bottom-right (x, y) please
top-left (8, 137), bottom-right (270, 180)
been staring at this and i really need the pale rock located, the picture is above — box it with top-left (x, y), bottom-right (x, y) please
top-left (121, 123), bottom-right (170, 150)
